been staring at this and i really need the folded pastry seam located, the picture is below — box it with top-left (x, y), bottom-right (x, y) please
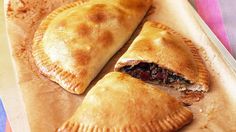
top-left (58, 72), bottom-right (193, 132)
top-left (58, 106), bottom-right (193, 132)
top-left (32, 0), bottom-right (152, 94)
top-left (32, 1), bottom-right (88, 94)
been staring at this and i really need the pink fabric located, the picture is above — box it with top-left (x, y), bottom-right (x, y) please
top-left (195, 0), bottom-right (232, 53)
top-left (5, 119), bottom-right (11, 132)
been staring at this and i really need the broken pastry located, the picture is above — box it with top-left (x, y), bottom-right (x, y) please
top-left (32, 0), bottom-right (152, 94)
top-left (58, 72), bottom-right (193, 132)
top-left (115, 21), bottom-right (209, 92)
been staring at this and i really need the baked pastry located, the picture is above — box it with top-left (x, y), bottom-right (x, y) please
top-left (58, 72), bottom-right (193, 132)
top-left (115, 21), bottom-right (209, 92)
top-left (32, 0), bottom-right (152, 94)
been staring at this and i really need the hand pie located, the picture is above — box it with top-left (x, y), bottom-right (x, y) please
top-left (32, 0), bottom-right (152, 94)
top-left (58, 72), bottom-right (193, 132)
top-left (115, 21), bottom-right (209, 92)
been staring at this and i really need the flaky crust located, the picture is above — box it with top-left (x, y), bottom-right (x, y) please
top-left (32, 0), bottom-right (152, 94)
top-left (115, 21), bottom-right (209, 92)
top-left (58, 72), bottom-right (193, 132)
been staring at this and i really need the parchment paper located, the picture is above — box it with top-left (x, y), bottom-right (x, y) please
top-left (5, 0), bottom-right (236, 131)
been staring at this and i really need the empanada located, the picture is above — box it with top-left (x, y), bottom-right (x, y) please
top-left (58, 72), bottom-right (193, 132)
top-left (115, 21), bottom-right (209, 92)
top-left (32, 0), bottom-right (152, 94)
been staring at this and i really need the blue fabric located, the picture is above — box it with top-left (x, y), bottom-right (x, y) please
top-left (0, 98), bottom-right (6, 132)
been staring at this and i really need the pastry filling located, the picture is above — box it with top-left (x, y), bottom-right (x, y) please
top-left (120, 62), bottom-right (191, 90)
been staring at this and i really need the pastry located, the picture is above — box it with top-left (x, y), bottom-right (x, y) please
top-left (58, 72), bottom-right (193, 132)
top-left (115, 21), bottom-right (209, 92)
top-left (32, 0), bottom-right (152, 94)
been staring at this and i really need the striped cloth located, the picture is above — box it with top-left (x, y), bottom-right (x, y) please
top-left (0, 99), bottom-right (11, 132)
top-left (195, 0), bottom-right (236, 58)
top-left (0, 99), bottom-right (7, 131)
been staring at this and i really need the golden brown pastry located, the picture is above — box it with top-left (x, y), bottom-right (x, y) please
top-left (115, 21), bottom-right (209, 92)
top-left (58, 72), bottom-right (193, 132)
top-left (32, 0), bottom-right (152, 94)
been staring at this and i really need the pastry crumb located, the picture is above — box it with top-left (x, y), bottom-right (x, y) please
top-left (180, 91), bottom-right (204, 106)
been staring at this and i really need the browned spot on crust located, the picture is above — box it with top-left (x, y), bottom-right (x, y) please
top-left (116, 7), bottom-right (130, 29)
top-left (58, 20), bottom-right (67, 27)
top-left (161, 36), bottom-right (188, 54)
top-left (91, 4), bottom-right (106, 9)
top-left (117, 72), bottom-right (126, 80)
top-left (76, 23), bottom-right (91, 37)
top-left (79, 69), bottom-right (87, 77)
top-left (119, 0), bottom-right (147, 10)
top-left (132, 39), bottom-right (154, 52)
top-left (73, 49), bottom-right (91, 65)
top-left (97, 30), bottom-right (113, 47)
top-left (88, 4), bottom-right (108, 24)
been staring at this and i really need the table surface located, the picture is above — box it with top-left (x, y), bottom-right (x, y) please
top-left (0, 0), bottom-right (30, 131)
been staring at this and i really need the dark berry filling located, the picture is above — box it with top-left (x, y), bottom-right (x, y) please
top-left (120, 62), bottom-right (191, 86)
